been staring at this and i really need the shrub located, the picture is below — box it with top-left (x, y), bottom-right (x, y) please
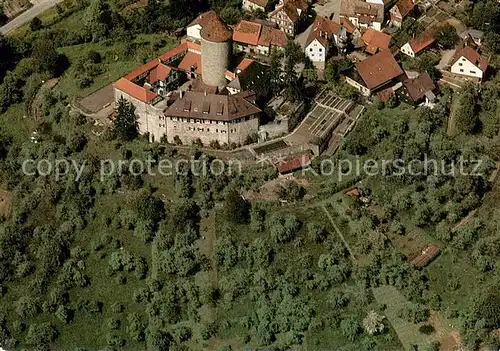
top-left (419, 324), bottom-right (435, 334)
top-left (268, 213), bottom-right (301, 244)
top-left (30, 17), bottom-right (43, 31)
top-left (107, 317), bottom-right (120, 330)
top-left (362, 311), bottom-right (385, 335)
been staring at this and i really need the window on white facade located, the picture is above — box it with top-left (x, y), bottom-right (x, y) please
top-left (460, 69), bottom-right (464, 72)
top-left (458, 63), bottom-right (463, 66)
top-left (309, 48), bottom-right (313, 52)
top-left (470, 70), bottom-right (476, 74)
top-left (319, 48), bottom-right (323, 52)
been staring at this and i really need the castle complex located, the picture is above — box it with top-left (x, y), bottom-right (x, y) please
top-left (113, 12), bottom-right (262, 145)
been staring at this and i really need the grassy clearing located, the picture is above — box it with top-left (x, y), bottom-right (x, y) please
top-left (373, 285), bottom-right (434, 350)
top-left (0, 103), bottom-right (38, 144)
top-left (425, 248), bottom-right (484, 315)
top-left (56, 34), bottom-right (179, 100)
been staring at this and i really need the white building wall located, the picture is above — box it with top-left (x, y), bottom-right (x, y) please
top-left (451, 57), bottom-right (483, 79)
top-left (305, 39), bottom-right (327, 63)
top-left (165, 116), bottom-right (259, 146)
top-left (242, 0), bottom-right (266, 12)
top-left (347, 16), bottom-right (382, 31)
top-left (401, 43), bottom-right (415, 57)
top-left (187, 24), bottom-right (202, 41)
top-left (344, 76), bottom-right (371, 96)
top-left (371, 21), bottom-right (382, 31)
top-left (114, 88), bottom-right (166, 142)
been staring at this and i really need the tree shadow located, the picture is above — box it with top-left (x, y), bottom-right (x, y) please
top-left (54, 53), bottom-right (71, 77)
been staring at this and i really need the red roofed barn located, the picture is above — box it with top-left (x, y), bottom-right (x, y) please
top-left (345, 50), bottom-right (404, 96)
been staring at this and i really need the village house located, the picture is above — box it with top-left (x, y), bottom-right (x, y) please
top-left (400, 30), bottom-right (436, 57)
top-left (399, 72), bottom-right (436, 105)
top-left (450, 45), bottom-right (489, 81)
top-left (345, 50), bottom-right (404, 96)
top-left (389, 0), bottom-right (414, 27)
top-left (340, 0), bottom-right (384, 32)
top-left (460, 28), bottom-right (484, 47)
top-left (361, 28), bottom-right (392, 54)
top-left (269, 0), bottom-right (309, 36)
top-left (242, 0), bottom-right (271, 12)
top-left (232, 20), bottom-right (287, 56)
top-left (304, 16), bottom-right (344, 68)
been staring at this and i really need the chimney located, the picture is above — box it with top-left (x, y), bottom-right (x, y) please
top-left (180, 90), bottom-right (183, 98)
top-left (204, 90), bottom-right (207, 96)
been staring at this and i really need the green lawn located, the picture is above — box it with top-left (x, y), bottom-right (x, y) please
top-left (373, 285), bottom-right (435, 351)
top-left (0, 103), bottom-right (37, 144)
top-left (56, 34), bottom-right (179, 100)
top-left (425, 248), bottom-right (486, 315)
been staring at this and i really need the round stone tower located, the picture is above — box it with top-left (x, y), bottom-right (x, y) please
top-left (200, 14), bottom-right (232, 88)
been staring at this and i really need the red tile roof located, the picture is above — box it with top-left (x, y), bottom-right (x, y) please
top-left (124, 42), bottom-right (191, 82)
top-left (233, 20), bottom-right (262, 46)
top-left (114, 78), bottom-right (158, 103)
top-left (185, 41), bottom-right (201, 52)
top-left (341, 0), bottom-right (384, 23)
top-left (276, 154), bottom-right (312, 173)
top-left (147, 63), bottom-right (172, 84)
top-left (392, 0), bottom-right (414, 19)
top-left (200, 13), bottom-right (232, 42)
top-left (306, 16), bottom-right (341, 48)
top-left (402, 72), bottom-right (435, 102)
top-left (237, 58), bottom-right (255, 72)
top-left (188, 10), bottom-right (218, 27)
top-left (258, 25), bottom-right (288, 47)
top-left (355, 50), bottom-right (404, 89)
top-left (177, 51), bottom-right (201, 74)
top-left (362, 28), bottom-right (391, 54)
top-left (452, 45), bottom-right (489, 73)
top-left (225, 70), bottom-right (236, 80)
top-left (340, 17), bottom-right (356, 34)
top-left (124, 59), bottom-right (162, 81)
top-left (289, 0), bottom-right (308, 11)
top-left (116, 41), bottom-right (201, 103)
top-left (270, 1), bottom-right (300, 23)
top-left (376, 87), bottom-right (395, 102)
top-left (408, 30), bottom-right (435, 54)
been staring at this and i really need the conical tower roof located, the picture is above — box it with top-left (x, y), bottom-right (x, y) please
top-left (200, 13), bottom-right (232, 42)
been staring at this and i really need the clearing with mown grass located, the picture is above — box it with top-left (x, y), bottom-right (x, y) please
top-left (373, 285), bottom-right (434, 350)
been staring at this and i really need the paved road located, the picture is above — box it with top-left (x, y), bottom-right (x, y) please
top-left (0, 0), bottom-right (64, 35)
